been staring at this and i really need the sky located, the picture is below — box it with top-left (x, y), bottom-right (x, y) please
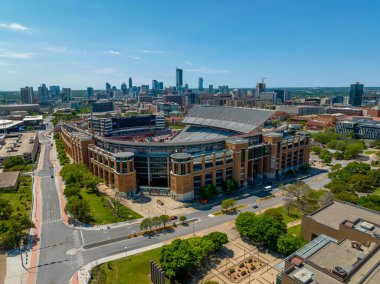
top-left (0, 0), bottom-right (380, 90)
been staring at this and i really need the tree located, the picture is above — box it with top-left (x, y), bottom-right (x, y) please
top-left (160, 215), bottom-right (170, 228)
top-left (282, 182), bottom-right (319, 213)
top-left (263, 208), bottom-right (284, 223)
top-left (152, 216), bottom-right (162, 229)
top-left (235, 212), bottom-right (256, 237)
top-left (224, 179), bottom-right (238, 193)
top-left (349, 174), bottom-right (376, 193)
top-left (0, 215), bottom-right (34, 247)
top-left (64, 185), bottom-right (81, 198)
top-left (319, 149), bottom-right (332, 163)
top-left (203, 232), bottom-right (228, 250)
top-left (331, 163), bottom-right (342, 172)
top-left (277, 234), bottom-right (306, 255)
top-left (111, 196), bottom-right (124, 218)
top-left (221, 198), bottom-right (236, 212)
top-left (65, 196), bottom-right (92, 223)
top-left (0, 198), bottom-right (14, 220)
top-left (200, 184), bottom-right (218, 200)
top-left (140, 218), bottom-right (153, 231)
top-left (3, 156), bottom-right (26, 170)
top-left (311, 146), bottom-right (322, 154)
top-left (357, 195), bottom-right (380, 211)
top-left (179, 215), bottom-right (187, 224)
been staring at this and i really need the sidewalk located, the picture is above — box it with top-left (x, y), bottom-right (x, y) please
top-left (69, 243), bottom-right (164, 284)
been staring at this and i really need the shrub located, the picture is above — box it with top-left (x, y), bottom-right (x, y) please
top-left (239, 263), bottom-right (244, 268)
top-left (250, 266), bottom-right (256, 271)
top-left (241, 271), bottom-right (247, 276)
top-left (229, 268), bottom-right (235, 274)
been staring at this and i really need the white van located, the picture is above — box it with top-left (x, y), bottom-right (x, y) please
top-left (264, 186), bottom-right (272, 192)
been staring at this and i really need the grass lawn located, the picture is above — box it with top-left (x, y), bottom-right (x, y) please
top-left (364, 150), bottom-right (379, 155)
top-left (90, 247), bottom-right (163, 284)
top-left (309, 189), bottom-right (328, 200)
top-left (81, 191), bottom-right (142, 225)
top-left (276, 206), bottom-right (303, 224)
top-left (0, 176), bottom-right (32, 216)
top-left (373, 188), bottom-right (380, 196)
top-left (287, 224), bottom-right (302, 238)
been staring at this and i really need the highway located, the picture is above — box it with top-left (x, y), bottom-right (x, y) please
top-left (31, 122), bottom-right (301, 284)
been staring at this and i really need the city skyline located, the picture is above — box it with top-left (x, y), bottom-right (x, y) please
top-left (1, 0), bottom-right (380, 90)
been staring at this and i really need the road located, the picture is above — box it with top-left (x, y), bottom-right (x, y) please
top-left (30, 122), bottom-right (324, 284)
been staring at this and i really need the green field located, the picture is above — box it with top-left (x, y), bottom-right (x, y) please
top-left (364, 150), bottom-right (379, 155)
top-left (0, 176), bottom-right (32, 216)
top-left (90, 247), bottom-right (163, 284)
top-left (276, 206), bottom-right (303, 224)
top-left (287, 224), bottom-right (302, 238)
top-left (81, 191), bottom-right (142, 225)
top-left (373, 188), bottom-right (380, 196)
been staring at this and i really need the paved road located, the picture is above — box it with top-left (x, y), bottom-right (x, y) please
top-left (31, 121), bottom-right (325, 284)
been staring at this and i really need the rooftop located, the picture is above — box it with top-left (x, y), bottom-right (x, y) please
top-left (0, 171), bottom-right (20, 188)
top-left (170, 126), bottom-right (236, 143)
top-left (183, 105), bottom-right (274, 134)
top-left (0, 133), bottom-right (38, 159)
top-left (308, 201), bottom-right (380, 230)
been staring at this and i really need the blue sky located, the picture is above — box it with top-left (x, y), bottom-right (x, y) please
top-left (0, 0), bottom-right (379, 90)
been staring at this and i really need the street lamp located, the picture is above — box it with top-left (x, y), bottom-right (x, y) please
top-left (125, 246), bottom-right (128, 260)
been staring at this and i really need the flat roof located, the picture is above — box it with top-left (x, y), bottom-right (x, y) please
top-left (23, 115), bottom-right (43, 121)
top-left (308, 201), bottom-right (380, 230)
top-left (170, 126), bottom-right (235, 143)
top-left (0, 133), bottom-right (37, 159)
top-left (0, 171), bottom-right (20, 188)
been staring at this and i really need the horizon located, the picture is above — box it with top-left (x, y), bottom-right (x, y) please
top-left (1, 0), bottom-right (380, 90)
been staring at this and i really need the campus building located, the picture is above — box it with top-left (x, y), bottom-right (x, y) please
top-left (59, 106), bottom-right (310, 201)
top-left (281, 201), bottom-right (380, 284)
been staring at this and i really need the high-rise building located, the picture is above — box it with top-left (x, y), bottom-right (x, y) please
top-left (176, 68), bottom-right (183, 93)
top-left (208, 84), bottom-right (214, 94)
top-left (49, 86), bottom-right (60, 98)
top-left (87, 87), bottom-right (94, 99)
top-left (128, 77), bottom-right (132, 89)
top-left (38, 84), bottom-right (49, 103)
top-left (256, 82), bottom-right (266, 97)
top-left (61, 88), bottom-right (71, 103)
top-left (349, 82), bottom-right (364, 106)
top-left (219, 85), bottom-right (229, 93)
top-left (121, 83), bottom-right (128, 95)
top-left (158, 82), bottom-right (164, 90)
top-left (106, 82), bottom-right (111, 92)
top-left (20, 86), bottom-right (34, 104)
top-left (140, 85), bottom-right (149, 93)
top-left (198, 77), bottom-right (204, 91)
top-left (152, 80), bottom-right (159, 91)
top-left (184, 83), bottom-right (189, 92)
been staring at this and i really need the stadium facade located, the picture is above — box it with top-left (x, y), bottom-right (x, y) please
top-left (59, 106), bottom-right (310, 201)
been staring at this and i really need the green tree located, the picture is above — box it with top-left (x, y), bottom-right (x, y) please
top-left (277, 234), bottom-right (306, 255)
top-left (357, 195), bottom-right (380, 211)
top-left (0, 198), bottom-right (14, 220)
top-left (3, 156), bottom-right (26, 170)
top-left (152, 216), bottom-right (162, 229)
top-left (140, 218), bottom-right (153, 231)
top-left (63, 185), bottom-right (81, 198)
top-left (0, 215), bottom-right (34, 247)
top-left (203, 232), bottom-right (228, 250)
top-left (311, 146), bottom-right (322, 154)
top-left (160, 215), bottom-right (170, 228)
top-left (224, 179), bottom-right (238, 192)
top-left (319, 149), bottom-right (332, 163)
top-left (221, 198), bottom-right (236, 212)
top-left (235, 212), bottom-right (256, 237)
top-left (65, 196), bottom-right (92, 223)
top-left (348, 174), bottom-right (376, 193)
top-left (179, 215), bottom-right (187, 224)
top-left (263, 208), bottom-right (284, 223)
top-left (282, 182), bottom-right (319, 213)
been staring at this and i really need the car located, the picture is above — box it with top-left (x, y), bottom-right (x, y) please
top-left (252, 204), bottom-right (259, 209)
top-left (51, 175), bottom-right (54, 178)
top-left (264, 186), bottom-right (272, 191)
top-left (170, 216), bottom-right (178, 220)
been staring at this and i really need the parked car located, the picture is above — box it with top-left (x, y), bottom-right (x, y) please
top-left (252, 204), bottom-right (259, 209)
top-left (170, 216), bottom-right (178, 220)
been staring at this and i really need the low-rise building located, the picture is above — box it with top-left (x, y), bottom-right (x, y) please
top-left (0, 132), bottom-right (39, 164)
top-left (0, 171), bottom-right (20, 191)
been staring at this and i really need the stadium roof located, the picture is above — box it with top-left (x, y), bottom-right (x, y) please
top-left (183, 105), bottom-right (274, 134)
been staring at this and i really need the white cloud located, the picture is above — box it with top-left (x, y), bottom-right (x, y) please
top-left (0, 23), bottom-right (31, 31)
top-left (0, 49), bottom-right (34, 59)
top-left (93, 68), bottom-right (116, 74)
top-left (185, 60), bottom-right (193, 66)
top-left (44, 46), bottom-right (67, 53)
top-left (104, 50), bottom-right (120, 55)
top-left (184, 67), bottom-right (229, 74)
top-left (126, 55), bottom-right (140, 60)
top-left (135, 49), bottom-right (164, 54)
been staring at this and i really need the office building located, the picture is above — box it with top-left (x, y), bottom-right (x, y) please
top-left (256, 81), bottom-right (266, 97)
top-left (219, 85), bottom-right (229, 93)
top-left (128, 77), bottom-right (133, 89)
top-left (61, 88), bottom-right (72, 103)
top-left (0, 104), bottom-right (40, 115)
top-left (20, 87), bottom-right (34, 104)
top-left (349, 82), bottom-right (364, 106)
top-left (157, 102), bottom-right (179, 115)
top-left (0, 132), bottom-right (39, 164)
top-left (87, 87), bottom-right (94, 99)
top-left (121, 83), bottom-right (128, 95)
top-left (105, 82), bottom-right (111, 92)
top-left (49, 85), bottom-right (60, 98)
top-left (91, 101), bottom-right (115, 113)
top-left (332, 95), bottom-right (345, 104)
top-left (176, 68), bottom-right (183, 93)
top-left (38, 84), bottom-right (49, 103)
top-left (152, 80), bottom-right (159, 92)
top-left (208, 84), bottom-right (214, 94)
top-left (198, 77), bottom-right (204, 91)
top-left (158, 82), bottom-right (164, 90)
top-left (140, 85), bottom-right (149, 93)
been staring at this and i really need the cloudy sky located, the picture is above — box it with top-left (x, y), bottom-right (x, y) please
top-left (0, 0), bottom-right (379, 90)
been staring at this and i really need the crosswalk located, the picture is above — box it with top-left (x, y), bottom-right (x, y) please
top-left (73, 230), bottom-right (84, 267)
top-left (42, 218), bottom-right (62, 225)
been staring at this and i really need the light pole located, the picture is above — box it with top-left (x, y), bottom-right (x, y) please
top-left (192, 221), bottom-right (195, 236)
top-left (125, 246), bottom-right (128, 260)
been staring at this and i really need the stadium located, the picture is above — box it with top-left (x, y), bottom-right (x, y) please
top-left (59, 105), bottom-right (310, 201)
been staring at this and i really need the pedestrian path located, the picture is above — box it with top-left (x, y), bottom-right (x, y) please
top-left (41, 218), bottom-right (62, 225)
top-left (73, 230), bottom-right (84, 267)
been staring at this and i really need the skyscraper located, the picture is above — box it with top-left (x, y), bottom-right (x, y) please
top-left (349, 82), bottom-right (364, 106)
top-left (128, 77), bottom-right (133, 89)
top-left (176, 68), bottom-right (183, 93)
top-left (20, 86), bottom-right (34, 104)
top-left (61, 88), bottom-right (71, 103)
top-left (208, 84), bottom-right (214, 94)
top-left (198, 77), bottom-right (204, 91)
top-left (158, 82), bottom-right (164, 90)
top-left (256, 82), bottom-right (266, 97)
top-left (38, 84), bottom-right (49, 103)
top-left (106, 82), bottom-right (111, 92)
top-left (49, 86), bottom-right (60, 98)
top-left (152, 80), bottom-right (159, 91)
top-left (121, 83), bottom-right (128, 95)
top-left (87, 87), bottom-right (94, 99)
